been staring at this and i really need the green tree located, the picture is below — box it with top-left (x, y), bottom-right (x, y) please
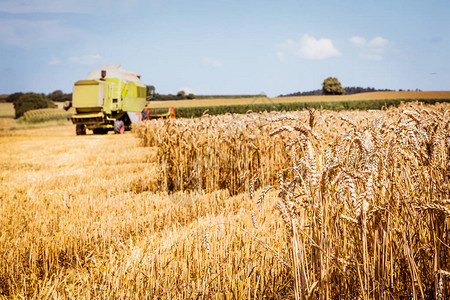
top-left (177, 90), bottom-right (186, 99)
top-left (13, 93), bottom-right (50, 118)
top-left (48, 90), bottom-right (64, 102)
top-left (6, 92), bottom-right (24, 103)
top-left (322, 77), bottom-right (345, 95)
top-left (146, 85), bottom-right (155, 99)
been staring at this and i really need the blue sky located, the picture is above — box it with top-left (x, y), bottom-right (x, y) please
top-left (0, 0), bottom-right (448, 96)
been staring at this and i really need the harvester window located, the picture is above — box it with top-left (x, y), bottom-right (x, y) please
top-left (128, 82), bottom-right (137, 97)
top-left (138, 87), bottom-right (146, 98)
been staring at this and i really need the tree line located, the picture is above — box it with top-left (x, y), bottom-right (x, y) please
top-left (4, 90), bottom-right (72, 103)
top-left (3, 90), bottom-right (72, 118)
top-left (278, 76), bottom-right (421, 97)
top-left (279, 86), bottom-right (394, 97)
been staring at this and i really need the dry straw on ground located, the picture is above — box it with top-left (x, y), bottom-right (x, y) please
top-left (0, 127), bottom-right (289, 298)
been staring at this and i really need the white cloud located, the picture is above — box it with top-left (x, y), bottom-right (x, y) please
top-left (68, 54), bottom-right (102, 65)
top-left (369, 36), bottom-right (388, 47)
top-left (48, 57), bottom-right (61, 66)
top-left (359, 54), bottom-right (383, 61)
top-left (0, 18), bottom-right (87, 48)
top-left (276, 51), bottom-right (287, 63)
top-left (279, 34), bottom-right (341, 60)
top-left (350, 36), bottom-right (366, 47)
top-left (350, 36), bottom-right (389, 61)
top-left (0, 0), bottom-right (130, 14)
top-left (0, 0), bottom-right (90, 14)
top-left (47, 54), bottom-right (102, 66)
top-left (0, 0), bottom-right (156, 16)
top-left (202, 57), bottom-right (222, 68)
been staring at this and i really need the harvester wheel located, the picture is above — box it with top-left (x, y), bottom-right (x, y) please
top-left (76, 124), bottom-right (86, 135)
top-left (114, 120), bottom-right (125, 134)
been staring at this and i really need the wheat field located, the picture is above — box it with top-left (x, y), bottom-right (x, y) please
top-left (1, 102), bottom-right (449, 299)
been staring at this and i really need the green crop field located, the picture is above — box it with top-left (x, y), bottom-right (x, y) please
top-left (0, 103), bottom-right (75, 131)
top-left (0, 102), bottom-right (15, 118)
top-left (148, 91), bottom-right (450, 109)
top-left (147, 91), bottom-right (450, 118)
top-left (23, 108), bottom-right (73, 123)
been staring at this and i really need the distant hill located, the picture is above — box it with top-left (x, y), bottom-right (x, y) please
top-left (279, 87), bottom-right (398, 97)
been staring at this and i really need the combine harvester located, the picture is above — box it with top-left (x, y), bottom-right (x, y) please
top-left (67, 64), bottom-right (174, 135)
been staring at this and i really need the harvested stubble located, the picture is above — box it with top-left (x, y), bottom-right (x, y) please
top-left (136, 102), bottom-right (450, 299)
top-left (0, 128), bottom-right (292, 298)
